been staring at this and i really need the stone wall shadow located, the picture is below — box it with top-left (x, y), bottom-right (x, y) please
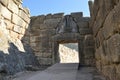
top-left (0, 42), bottom-right (39, 75)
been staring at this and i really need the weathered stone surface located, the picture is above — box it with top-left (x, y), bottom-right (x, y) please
top-left (84, 48), bottom-right (94, 58)
top-left (12, 14), bottom-right (26, 27)
top-left (37, 58), bottom-right (52, 65)
top-left (77, 21), bottom-right (89, 29)
top-left (84, 35), bottom-right (94, 47)
top-left (71, 12), bottom-right (83, 18)
top-left (39, 24), bottom-right (48, 30)
top-left (13, 25), bottom-right (22, 33)
top-left (0, 3), bottom-right (12, 20)
top-left (30, 36), bottom-right (40, 43)
top-left (23, 8), bottom-right (30, 15)
top-left (102, 65), bottom-right (116, 80)
top-left (90, 1), bottom-right (120, 80)
top-left (79, 28), bottom-right (92, 35)
top-left (19, 10), bottom-right (30, 23)
top-left (0, 30), bottom-right (9, 51)
top-left (53, 13), bottom-right (64, 18)
top-left (74, 17), bottom-right (90, 22)
top-left (0, 0), bottom-right (8, 6)
top-left (116, 64), bottom-right (120, 80)
top-left (92, 0), bottom-right (113, 36)
top-left (42, 53), bottom-right (52, 58)
top-left (5, 20), bottom-right (14, 30)
top-left (8, 0), bottom-right (19, 14)
top-left (30, 23), bottom-right (40, 30)
top-left (0, 43), bottom-right (39, 74)
top-left (30, 13), bottom-right (94, 67)
top-left (97, 29), bottom-right (105, 46)
top-left (56, 15), bottom-right (79, 33)
top-left (107, 34), bottom-right (120, 63)
top-left (96, 60), bottom-right (102, 72)
top-left (46, 14), bottom-right (52, 19)
top-left (0, 63), bottom-right (7, 73)
top-left (102, 11), bottom-right (114, 39)
top-left (44, 18), bottom-right (61, 29)
top-left (0, 0), bottom-right (38, 76)
top-left (88, 0), bottom-right (94, 16)
top-left (21, 28), bottom-right (26, 35)
top-left (10, 31), bottom-right (19, 39)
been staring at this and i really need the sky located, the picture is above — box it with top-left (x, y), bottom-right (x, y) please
top-left (23, 0), bottom-right (90, 17)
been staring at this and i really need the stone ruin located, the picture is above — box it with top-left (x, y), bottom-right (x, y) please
top-left (0, 0), bottom-right (120, 80)
top-left (29, 12), bottom-right (94, 66)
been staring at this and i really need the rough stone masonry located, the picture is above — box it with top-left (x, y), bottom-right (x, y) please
top-left (0, 0), bottom-right (120, 80)
top-left (29, 12), bottom-right (94, 66)
top-left (89, 0), bottom-right (120, 80)
top-left (0, 0), bottom-right (38, 77)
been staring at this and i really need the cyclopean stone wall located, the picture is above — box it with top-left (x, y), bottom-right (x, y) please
top-left (89, 0), bottom-right (120, 80)
top-left (29, 13), bottom-right (64, 65)
top-left (0, 0), bottom-right (38, 75)
top-left (30, 12), bottom-right (95, 66)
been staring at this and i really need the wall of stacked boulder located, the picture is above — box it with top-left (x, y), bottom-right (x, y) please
top-left (0, 0), bottom-right (39, 79)
top-left (89, 0), bottom-right (120, 80)
top-left (0, 0), bottom-right (120, 80)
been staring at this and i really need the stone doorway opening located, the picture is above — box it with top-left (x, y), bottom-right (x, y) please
top-left (59, 43), bottom-right (79, 63)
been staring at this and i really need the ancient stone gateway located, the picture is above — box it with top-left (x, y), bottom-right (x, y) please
top-left (52, 15), bottom-right (83, 66)
top-left (29, 12), bottom-right (95, 67)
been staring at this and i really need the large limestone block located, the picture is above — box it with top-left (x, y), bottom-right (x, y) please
top-left (30, 36), bottom-right (40, 43)
top-left (107, 34), bottom-right (120, 63)
top-left (31, 15), bottom-right (45, 25)
top-left (10, 31), bottom-right (19, 39)
top-left (12, 14), bottom-right (26, 27)
top-left (46, 14), bottom-right (52, 19)
top-left (5, 20), bottom-right (14, 30)
top-left (39, 24), bottom-right (48, 30)
top-left (71, 12), bottom-right (83, 18)
top-left (0, 0), bottom-right (8, 6)
top-left (53, 13), bottom-right (64, 18)
top-left (30, 29), bottom-right (41, 36)
top-left (77, 21), bottom-right (89, 29)
top-left (92, 0), bottom-right (114, 36)
top-left (111, 1), bottom-right (120, 32)
top-left (8, 0), bottom-right (19, 14)
top-left (93, 9), bottom-right (104, 36)
top-left (116, 64), bottom-right (120, 80)
top-left (37, 57), bottom-right (52, 65)
top-left (95, 47), bottom-right (102, 60)
top-left (44, 18), bottom-right (61, 29)
top-left (23, 8), bottom-right (30, 15)
top-left (13, 25), bottom-right (22, 33)
top-left (19, 10), bottom-right (30, 23)
top-left (0, 29), bottom-right (9, 51)
top-left (95, 43), bottom-right (112, 65)
top-left (84, 35), bottom-right (94, 47)
top-left (42, 52), bottom-right (52, 58)
top-left (0, 3), bottom-right (12, 20)
top-left (74, 17), bottom-right (90, 22)
top-left (97, 29), bottom-right (104, 46)
top-left (96, 60), bottom-right (102, 72)
top-left (30, 23), bottom-right (40, 30)
top-left (84, 47), bottom-right (94, 58)
top-left (21, 28), bottom-right (26, 35)
top-left (79, 28), bottom-right (92, 35)
top-left (102, 65), bottom-right (116, 80)
top-left (91, 0), bottom-right (100, 21)
top-left (103, 11), bottom-right (114, 39)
